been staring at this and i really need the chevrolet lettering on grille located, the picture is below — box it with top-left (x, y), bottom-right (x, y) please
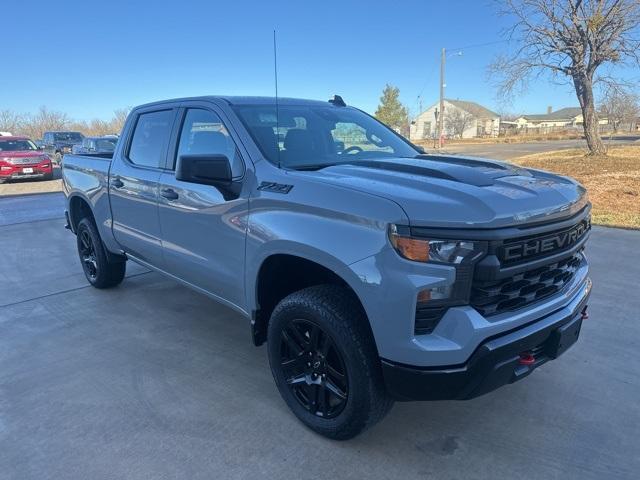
top-left (500, 220), bottom-right (590, 262)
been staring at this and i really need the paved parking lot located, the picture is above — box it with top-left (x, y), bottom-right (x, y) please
top-left (0, 194), bottom-right (639, 479)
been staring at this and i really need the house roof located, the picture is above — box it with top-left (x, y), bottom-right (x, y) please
top-left (521, 107), bottom-right (582, 121)
top-left (445, 99), bottom-right (499, 119)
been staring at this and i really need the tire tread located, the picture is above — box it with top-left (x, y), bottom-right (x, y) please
top-left (268, 284), bottom-right (393, 440)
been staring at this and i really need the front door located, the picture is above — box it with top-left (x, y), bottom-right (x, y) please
top-left (157, 105), bottom-right (248, 309)
top-left (110, 108), bottom-right (176, 267)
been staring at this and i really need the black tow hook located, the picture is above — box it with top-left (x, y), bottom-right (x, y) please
top-left (581, 306), bottom-right (589, 320)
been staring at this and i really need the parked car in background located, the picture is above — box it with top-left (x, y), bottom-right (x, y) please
top-left (0, 136), bottom-right (53, 183)
top-left (42, 131), bottom-right (84, 163)
top-left (0, 132), bottom-right (13, 136)
top-left (72, 136), bottom-right (118, 155)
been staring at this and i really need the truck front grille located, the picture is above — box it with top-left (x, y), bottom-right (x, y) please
top-left (7, 156), bottom-right (44, 165)
top-left (470, 252), bottom-right (584, 316)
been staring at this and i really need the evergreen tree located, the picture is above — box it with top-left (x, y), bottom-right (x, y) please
top-left (375, 84), bottom-right (409, 133)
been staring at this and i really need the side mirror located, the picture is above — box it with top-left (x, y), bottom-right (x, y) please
top-left (38, 145), bottom-right (45, 150)
top-left (414, 145), bottom-right (426, 154)
top-left (176, 154), bottom-right (232, 185)
top-left (176, 154), bottom-right (240, 200)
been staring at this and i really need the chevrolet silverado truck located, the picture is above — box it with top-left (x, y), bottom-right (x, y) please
top-left (62, 96), bottom-right (592, 439)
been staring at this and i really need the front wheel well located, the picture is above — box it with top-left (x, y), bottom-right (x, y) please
top-left (252, 254), bottom-right (367, 346)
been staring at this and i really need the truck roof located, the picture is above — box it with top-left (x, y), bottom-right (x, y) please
top-left (135, 96), bottom-right (336, 110)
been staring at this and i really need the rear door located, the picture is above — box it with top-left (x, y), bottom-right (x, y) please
top-left (157, 102), bottom-right (248, 308)
top-left (109, 107), bottom-right (177, 267)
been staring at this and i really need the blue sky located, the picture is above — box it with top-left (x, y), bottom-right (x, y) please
top-left (2, 0), bottom-right (637, 120)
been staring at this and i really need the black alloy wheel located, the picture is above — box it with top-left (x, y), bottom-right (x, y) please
top-left (280, 319), bottom-right (349, 418)
top-left (75, 217), bottom-right (126, 288)
top-left (79, 228), bottom-right (98, 281)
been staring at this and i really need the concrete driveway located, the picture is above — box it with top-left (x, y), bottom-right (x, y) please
top-left (0, 194), bottom-right (639, 479)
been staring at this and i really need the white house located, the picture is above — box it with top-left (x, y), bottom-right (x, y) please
top-left (515, 107), bottom-right (608, 129)
top-left (410, 99), bottom-right (500, 141)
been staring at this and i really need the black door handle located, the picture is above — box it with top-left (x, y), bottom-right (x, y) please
top-left (160, 188), bottom-right (179, 200)
top-left (111, 177), bottom-right (124, 188)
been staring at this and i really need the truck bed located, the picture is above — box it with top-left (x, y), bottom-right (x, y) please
top-left (62, 153), bottom-right (112, 209)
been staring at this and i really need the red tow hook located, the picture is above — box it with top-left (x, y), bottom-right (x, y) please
top-left (581, 306), bottom-right (589, 320)
top-left (519, 353), bottom-right (536, 366)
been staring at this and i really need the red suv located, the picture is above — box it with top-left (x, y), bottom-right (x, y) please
top-left (0, 136), bottom-right (53, 183)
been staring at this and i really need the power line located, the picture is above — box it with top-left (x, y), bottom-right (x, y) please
top-left (416, 62), bottom-right (440, 101)
top-left (446, 39), bottom-right (509, 52)
top-left (414, 39), bottom-right (510, 117)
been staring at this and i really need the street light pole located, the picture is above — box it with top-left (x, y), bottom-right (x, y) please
top-left (438, 47), bottom-right (446, 149)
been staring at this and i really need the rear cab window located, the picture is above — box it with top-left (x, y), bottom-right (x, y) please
top-left (127, 110), bottom-right (175, 169)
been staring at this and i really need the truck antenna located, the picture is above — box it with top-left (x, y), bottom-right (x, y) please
top-left (273, 29), bottom-right (281, 168)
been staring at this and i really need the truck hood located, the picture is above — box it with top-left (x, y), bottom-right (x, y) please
top-left (300, 155), bottom-right (588, 228)
top-left (0, 150), bottom-right (43, 158)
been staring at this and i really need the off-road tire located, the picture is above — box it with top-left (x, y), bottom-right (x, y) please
top-left (267, 284), bottom-right (393, 440)
top-left (76, 217), bottom-right (126, 288)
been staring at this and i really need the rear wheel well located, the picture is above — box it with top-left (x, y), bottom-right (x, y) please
top-left (252, 254), bottom-right (367, 346)
top-left (69, 196), bottom-right (95, 231)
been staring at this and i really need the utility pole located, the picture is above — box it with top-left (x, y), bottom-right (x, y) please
top-left (438, 47), bottom-right (445, 148)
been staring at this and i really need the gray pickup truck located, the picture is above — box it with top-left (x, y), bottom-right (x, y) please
top-left (62, 96), bottom-right (592, 439)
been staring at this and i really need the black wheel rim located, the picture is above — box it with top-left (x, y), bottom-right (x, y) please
top-left (79, 229), bottom-right (98, 280)
top-left (279, 319), bottom-right (348, 419)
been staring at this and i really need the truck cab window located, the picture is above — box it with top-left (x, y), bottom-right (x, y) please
top-left (128, 110), bottom-right (174, 168)
top-left (176, 109), bottom-right (242, 177)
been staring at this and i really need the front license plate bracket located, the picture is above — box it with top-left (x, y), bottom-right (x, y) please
top-left (545, 314), bottom-right (583, 359)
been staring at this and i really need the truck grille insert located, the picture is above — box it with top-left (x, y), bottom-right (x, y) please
top-left (471, 252), bottom-right (584, 316)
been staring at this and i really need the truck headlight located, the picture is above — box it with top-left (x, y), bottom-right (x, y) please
top-left (388, 224), bottom-right (481, 264)
top-left (389, 224), bottom-right (488, 335)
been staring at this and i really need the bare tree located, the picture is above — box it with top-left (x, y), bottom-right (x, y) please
top-left (599, 85), bottom-right (640, 131)
top-left (109, 108), bottom-right (130, 135)
top-left (0, 110), bottom-right (24, 134)
top-left (22, 106), bottom-right (71, 140)
top-left (445, 109), bottom-right (474, 138)
top-left (0, 106), bottom-right (131, 138)
top-left (490, 0), bottom-right (640, 155)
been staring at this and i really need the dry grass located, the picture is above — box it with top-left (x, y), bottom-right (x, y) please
top-left (415, 131), bottom-right (638, 147)
top-left (512, 145), bottom-right (640, 229)
top-left (415, 132), bottom-right (583, 147)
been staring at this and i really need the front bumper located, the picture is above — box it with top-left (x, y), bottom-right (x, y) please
top-left (0, 163), bottom-right (52, 181)
top-left (1, 171), bottom-right (50, 180)
top-left (382, 278), bottom-right (591, 401)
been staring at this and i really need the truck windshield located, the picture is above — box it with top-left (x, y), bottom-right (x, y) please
top-left (0, 139), bottom-right (38, 151)
top-left (233, 104), bottom-right (417, 169)
top-left (53, 132), bottom-right (83, 142)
